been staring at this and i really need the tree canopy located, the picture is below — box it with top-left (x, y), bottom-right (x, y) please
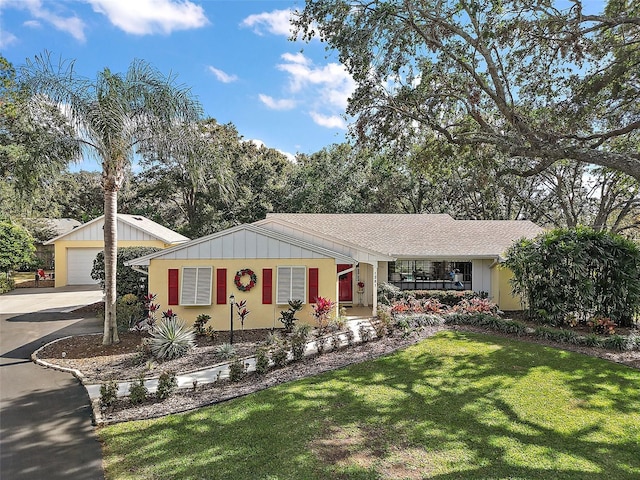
top-left (0, 221), bottom-right (35, 274)
top-left (293, 0), bottom-right (640, 179)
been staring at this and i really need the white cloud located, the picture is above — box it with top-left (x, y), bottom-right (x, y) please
top-left (277, 54), bottom-right (355, 110)
top-left (23, 20), bottom-right (41, 28)
top-left (258, 94), bottom-right (296, 111)
top-left (310, 112), bottom-right (346, 129)
top-left (0, 30), bottom-right (18, 48)
top-left (3, 0), bottom-right (86, 41)
top-left (207, 66), bottom-right (238, 84)
top-left (261, 52), bottom-right (354, 130)
top-left (86, 0), bottom-right (209, 35)
top-left (246, 139), bottom-right (295, 162)
top-left (241, 8), bottom-right (293, 36)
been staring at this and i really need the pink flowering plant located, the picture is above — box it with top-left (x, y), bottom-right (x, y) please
top-left (312, 296), bottom-right (335, 334)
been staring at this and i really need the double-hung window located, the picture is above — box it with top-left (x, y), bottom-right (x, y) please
top-left (276, 266), bottom-right (306, 304)
top-left (180, 267), bottom-right (212, 306)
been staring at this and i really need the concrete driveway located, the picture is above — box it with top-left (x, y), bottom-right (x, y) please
top-left (0, 286), bottom-right (105, 480)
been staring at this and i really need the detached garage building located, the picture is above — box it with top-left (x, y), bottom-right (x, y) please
top-left (45, 214), bottom-right (189, 287)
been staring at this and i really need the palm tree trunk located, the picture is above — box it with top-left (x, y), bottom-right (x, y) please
top-left (103, 188), bottom-right (119, 345)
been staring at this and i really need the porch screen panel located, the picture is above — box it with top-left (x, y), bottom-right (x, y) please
top-left (168, 269), bottom-right (179, 305)
top-left (216, 268), bottom-right (227, 304)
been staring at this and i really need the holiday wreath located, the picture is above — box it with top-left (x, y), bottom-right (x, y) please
top-left (234, 268), bottom-right (257, 292)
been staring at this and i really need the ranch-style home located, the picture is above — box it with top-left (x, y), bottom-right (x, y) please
top-left (125, 213), bottom-right (543, 331)
top-left (45, 214), bottom-right (189, 287)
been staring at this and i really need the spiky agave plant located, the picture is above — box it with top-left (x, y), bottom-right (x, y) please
top-left (150, 317), bottom-right (195, 360)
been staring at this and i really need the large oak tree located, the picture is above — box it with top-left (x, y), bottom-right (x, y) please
top-left (293, 0), bottom-right (640, 179)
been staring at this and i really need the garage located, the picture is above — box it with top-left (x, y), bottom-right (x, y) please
top-left (66, 248), bottom-right (103, 285)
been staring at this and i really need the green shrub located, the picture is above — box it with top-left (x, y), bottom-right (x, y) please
top-left (601, 335), bottom-right (626, 351)
top-left (315, 335), bottom-right (329, 354)
top-left (359, 322), bottom-right (373, 342)
top-left (100, 379), bottom-right (119, 408)
top-left (116, 294), bottom-right (143, 333)
top-left (582, 333), bottom-right (602, 347)
top-left (279, 299), bottom-right (303, 333)
top-left (194, 314), bottom-right (211, 336)
top-left (271, 341), bottom-right (289, 368)
top-left (625, 331), bottom-right (640, 351)
top-left (228, 358), bottom-right (246, 382)
top-left (254, 347), bottom-right (270, 374)
top-left (149, 317), bottom-right (195, 360)
top-left (156, 371), bottom-right (177, 400)
top-left (0, 276), bottom-right (15, 294)
top-left (128, 375), bottom-right (148, 405)
top-left (505, 227), bottom-right (640, 327)
top-left (291, 325), bottom-right (310, 361)
top-left (216, 342), bottom-right (236, 360)
top-left (370, 318), bottom-right (388, 338)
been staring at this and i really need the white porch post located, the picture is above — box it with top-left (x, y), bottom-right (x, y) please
top-left (372, 261), bottom-right (378, 317)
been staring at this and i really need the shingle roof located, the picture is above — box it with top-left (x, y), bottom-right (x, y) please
top-left (44, 214), bottom-right (189, 245)
top-left (262, 213), bottom-right (543, 258)
top-left (117, 215), bottom-right (189, 244)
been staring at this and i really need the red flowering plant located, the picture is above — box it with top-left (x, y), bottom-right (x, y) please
top-left (162, 309), bottom-right (177, 320)
top-left (135, 293), bottom-right (160, 332)
top-left (312, 296), bottom-right (335, 334)
top-left (452, 298), bottom-right (500, 316)
top-left (234, 299), bottom-right (251, 331)
top-left (421, 298), bottom-right (447, 314)
top-left (391, 301), bottom-right (410, 314)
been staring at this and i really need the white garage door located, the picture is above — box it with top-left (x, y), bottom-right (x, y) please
top-left (67, 248), bottom-right (103, 285)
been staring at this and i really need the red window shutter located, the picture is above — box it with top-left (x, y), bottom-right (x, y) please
top-left (216, 268), bottom-right (227, 304)
top-left (262, 268), bottom-right (273, 304)
top-left (309, 268), bottom-right (319, 303)
top-left (168, 269), bottom-right (179, 305)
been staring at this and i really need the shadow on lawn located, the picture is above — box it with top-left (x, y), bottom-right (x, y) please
top-left (100, 331), bottom-right (640, 480)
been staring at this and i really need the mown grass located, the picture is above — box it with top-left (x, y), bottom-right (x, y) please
top-left (99, 331), bottom-right (640, 479)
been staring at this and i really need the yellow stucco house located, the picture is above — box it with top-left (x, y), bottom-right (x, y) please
top-left (125, 214), bottom-right (543, 331)
top-left (45, 214), bottom-right (189, 287)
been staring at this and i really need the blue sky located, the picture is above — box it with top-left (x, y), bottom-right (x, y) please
top-left (1, 0), bottom-right (355, 169)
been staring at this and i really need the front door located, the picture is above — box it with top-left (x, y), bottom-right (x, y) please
top-left (337, 264), bottom-right (353, 302)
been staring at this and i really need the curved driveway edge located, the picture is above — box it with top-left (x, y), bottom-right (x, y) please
top-left (0, 286), bottom-right (105, 480)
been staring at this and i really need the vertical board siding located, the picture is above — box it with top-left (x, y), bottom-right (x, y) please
top-left (168, 269), bottom-right (179, 305)
top-left (262, 268), bottom-right (273, 304)
top-left (216, 268), bottom-right (227, 304)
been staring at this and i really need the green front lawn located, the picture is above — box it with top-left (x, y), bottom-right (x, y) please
top-left (99, 331), bottom-right (640, 479)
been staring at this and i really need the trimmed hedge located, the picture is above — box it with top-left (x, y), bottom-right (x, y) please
top-left (377, 282), bottom-right (487, 306)
top-left (443, 313), bottom-right (639, 351)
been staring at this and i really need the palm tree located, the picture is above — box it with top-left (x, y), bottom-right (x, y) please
top-left (21, 53), bottom-right (202, 344)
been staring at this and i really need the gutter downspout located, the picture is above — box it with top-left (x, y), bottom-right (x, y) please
top-left (129, 266), bottom-right (149, 276)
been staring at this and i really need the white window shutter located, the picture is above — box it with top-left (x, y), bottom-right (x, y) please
top-left (291, 266), bottom-right (305, 302)
top-left (276, 266), bottom-right (306, 304)
top-left (181, 267), bottom-right (197, 305)
top-left (180, 267), bottom-right (212, 306)
top-left (196, 267), bottom-right (212, 305)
